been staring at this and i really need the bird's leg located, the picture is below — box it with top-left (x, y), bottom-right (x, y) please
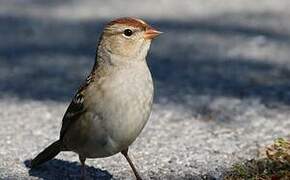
top-left (79, 155), bottom-right (87, 180)
top-left (121, 148), bottom-right (142, 180)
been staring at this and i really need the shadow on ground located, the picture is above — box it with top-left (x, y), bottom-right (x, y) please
top-left (1, 12), bottom-right (290, 106)
top-left (24, 159), bottom-right (205, 180)
top-left (24, 159), bottom-right (112, 180)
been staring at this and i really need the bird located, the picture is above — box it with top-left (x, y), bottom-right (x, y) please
top-left (30, 17), bottom-right (161, 180)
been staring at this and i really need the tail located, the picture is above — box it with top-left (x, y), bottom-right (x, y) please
top-left (31, 140), bottom-right (61, 168)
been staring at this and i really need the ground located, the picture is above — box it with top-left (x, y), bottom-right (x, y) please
top-left (0, 0), bottom-right (290, 179)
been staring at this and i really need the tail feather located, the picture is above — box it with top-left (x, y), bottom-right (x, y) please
top-left (31, 140), bottom-right (61, 168)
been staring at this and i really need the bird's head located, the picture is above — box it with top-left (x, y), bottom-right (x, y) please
top-left (98, 17), bottom-right (162, 61)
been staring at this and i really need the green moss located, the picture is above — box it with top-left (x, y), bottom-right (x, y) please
top-left (224, 138), bottom-right (290, 180)
top-left (231, 163), bottom-right (248, 178)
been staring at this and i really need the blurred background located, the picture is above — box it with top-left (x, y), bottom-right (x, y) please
top-left (0, 0), bottom-right (290, 179)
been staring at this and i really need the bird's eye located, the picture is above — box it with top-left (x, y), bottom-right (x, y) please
top-left (123, 29), bottom-right (133, 37)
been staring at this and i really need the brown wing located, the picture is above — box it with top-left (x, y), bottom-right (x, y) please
top-left (59, 74), bottom-right (92, 140)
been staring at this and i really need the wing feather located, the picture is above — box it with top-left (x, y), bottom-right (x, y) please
top-left (60, 74), bottom-right (93, 140)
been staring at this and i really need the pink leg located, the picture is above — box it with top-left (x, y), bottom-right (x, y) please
top-left (121, 148), bottom-right (142, 180)
top-left (79, 155), bottom-right (86, 180)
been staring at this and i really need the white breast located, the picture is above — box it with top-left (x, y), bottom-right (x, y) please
top-left (84, 61), bottom-right (153, 157)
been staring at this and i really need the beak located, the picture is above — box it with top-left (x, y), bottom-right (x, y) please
top-left (144, 26), bottom-right (162, 40)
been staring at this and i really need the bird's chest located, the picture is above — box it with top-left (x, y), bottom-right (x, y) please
top-left (86, 64), bottom-right (153, 154)
top-left (100, 67), bottom-right (153, 128)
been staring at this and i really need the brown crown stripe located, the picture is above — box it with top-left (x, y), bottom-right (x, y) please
top-left (107, 17), bottom-right (148, 30)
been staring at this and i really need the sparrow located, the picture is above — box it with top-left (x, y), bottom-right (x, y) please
top-left (30, 17), bottom-right (162, 180)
